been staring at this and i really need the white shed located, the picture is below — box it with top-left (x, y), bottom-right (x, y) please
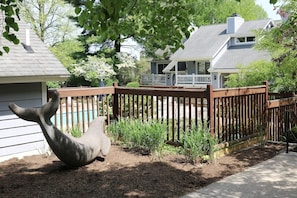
top-left (0, 17), bottom-right (69, 162)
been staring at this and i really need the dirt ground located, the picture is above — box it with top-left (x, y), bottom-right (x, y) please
top-left (0, 142), bottom-right (286, 198)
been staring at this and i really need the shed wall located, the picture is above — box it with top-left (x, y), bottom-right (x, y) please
top-left (0, 83), bottom-right (46, 161)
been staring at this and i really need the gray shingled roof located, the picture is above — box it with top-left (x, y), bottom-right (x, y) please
top-left (169, 18), bottom-right (273, 64)
top-left (231, 19), bottom-right (272, 36)
top-left (170, 24), bottom-right (229, 61)
top-left (0, 17), bottom-right (69, 84)
top-left (209, 45), bottom-right (271, 73)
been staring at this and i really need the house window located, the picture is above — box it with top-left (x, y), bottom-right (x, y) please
top-left (197, 62), bottom-right (210, 74)
top-left (236, 37), bottom-right (245, 43)
top-left (157, 63), bottom-right (168, 74)
top-left (247, 37), bottom-right (255, 42)
top-left (235, 36), bottom-right (256, 44)
top-left (178, 62), bottom-right (186, 71)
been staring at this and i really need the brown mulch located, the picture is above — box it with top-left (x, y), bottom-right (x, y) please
top-left (0, 142), bottom-right (285, 198)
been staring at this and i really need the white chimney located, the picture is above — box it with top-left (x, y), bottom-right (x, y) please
top-left (227, 13), bottom-right (244, 34)
top-left (26, 25), bottom-right (30, 46)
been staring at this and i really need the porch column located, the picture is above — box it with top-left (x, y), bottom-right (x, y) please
top-left (217, 73), bottom-right (221, 88)
top-left (175, 63), bottom-right (178, 85)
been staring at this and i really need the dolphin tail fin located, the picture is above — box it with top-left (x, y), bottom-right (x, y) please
top-left (8, 103), bottom-right (40, 123)
top-left (8, 90), bottom-right (60, 123)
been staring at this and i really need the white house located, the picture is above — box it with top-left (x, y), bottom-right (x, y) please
top-left (142, 14), bottom-right (275, 88)
top-left (0, 17), bottom-right (69, 162)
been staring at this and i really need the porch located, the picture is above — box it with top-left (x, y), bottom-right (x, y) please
top-left (140, 74), bottom-right (211, 87)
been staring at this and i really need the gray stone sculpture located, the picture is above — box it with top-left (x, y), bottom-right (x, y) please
top-left (8, 90), bottom-right (111, 167)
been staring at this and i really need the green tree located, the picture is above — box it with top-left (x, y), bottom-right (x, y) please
top-left (225, 61), bottom-right (275, 88)
top-left (49, 39), bottom-right (84, 70)
top-left (254, 0), bottom-right (297, 93)
top-left (18, 0), bottom-right (79, 46)
top-left (193, 0), bottom-right (267, 27)
top-left (67, 0), bottom-right (195, 55)
top-left (0, 0), bottom-right (20, 55)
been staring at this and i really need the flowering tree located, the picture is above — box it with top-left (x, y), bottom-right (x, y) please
top-left (73, 56), bottom-right (116, 86)
top-left (115, 52), bottom-right (138, 85)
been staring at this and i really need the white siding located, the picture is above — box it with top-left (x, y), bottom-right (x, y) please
top-left (0, 83), bottom-right (46, 160)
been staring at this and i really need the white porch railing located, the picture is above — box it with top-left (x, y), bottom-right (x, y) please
top-left (141, 74), bottom-right (166, 85)
top-left (176, 74), bottom-right (211, 86)
top-left (141, 74), bottom-right (211, 87)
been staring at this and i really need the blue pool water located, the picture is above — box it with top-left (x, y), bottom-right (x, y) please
top-left (51, 110), bottom-right (98, 127)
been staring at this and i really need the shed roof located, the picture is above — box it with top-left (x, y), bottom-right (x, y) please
top-left (0, 17), bottom-right (69, 84)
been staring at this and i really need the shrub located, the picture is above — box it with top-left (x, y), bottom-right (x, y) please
top-left (126, 81), bottom-right (140, 87)
top-left (107, 118), bottom-right (166, 155)
top-left (179, 122), bottom-right (217, 164)
top-left (68, 125), bottom-right (83, 138)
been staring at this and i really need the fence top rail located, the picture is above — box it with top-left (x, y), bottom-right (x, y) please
top-left (212, 85), bottom-right (266, 98)
top-left (268, 96), bottom-right (297, 108)
top-left (48, 86), bottom-right (115, 98)
top-left (115, 86), bottom-right (208, 98)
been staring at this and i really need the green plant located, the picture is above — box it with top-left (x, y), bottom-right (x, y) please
top-left (107, 118), bottom-right (166, 156)
top-left (68, 125), bottom-right (83, 138)
top-left (179, 122), bottom-right (217, 164)
top-left (126, 81), bottom-right (140, 87)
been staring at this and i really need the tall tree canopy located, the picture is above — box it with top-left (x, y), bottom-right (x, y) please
top-left (19, 0), bottom-right (79, 46)
top-left (193, 0), bottom-right (267, 27)
top-left (67, 0), bottom-right (196, 55)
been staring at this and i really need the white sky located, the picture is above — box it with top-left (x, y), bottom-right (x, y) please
top-left (255, 0), bottom-right (281, 20)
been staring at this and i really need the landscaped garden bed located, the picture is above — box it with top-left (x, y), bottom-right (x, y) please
top-left (0, 142), bottom-right (285, 198)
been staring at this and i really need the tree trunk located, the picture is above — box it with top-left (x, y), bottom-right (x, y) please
top-left (114, 36), bottom-right (121, 52)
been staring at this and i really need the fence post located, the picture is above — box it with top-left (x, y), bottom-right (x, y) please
top-left (112, 83), bottom-right (119, 121)
top-left (264, 81), bottom-right (269, 140)
top-left (206, 84), bottom-right (215, 136)
top-left (285, 110), bottom-right (290, 153)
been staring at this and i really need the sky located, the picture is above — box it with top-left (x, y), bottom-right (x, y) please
top-left (255, 0), bottom-right (281, 20)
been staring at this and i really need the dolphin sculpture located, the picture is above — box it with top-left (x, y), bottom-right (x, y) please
top-left (8, 90), bottom-right (111, 167)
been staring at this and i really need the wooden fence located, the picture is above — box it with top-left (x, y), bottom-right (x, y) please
top-left (48, 83), bottom-right (297, 145)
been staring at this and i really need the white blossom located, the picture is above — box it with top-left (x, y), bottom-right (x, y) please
top-left (72, 56), bottom-right (116, 81)
top-left (116, 52), bottom-right (136, 69)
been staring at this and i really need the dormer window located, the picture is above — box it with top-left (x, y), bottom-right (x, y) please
top-left (247, 37), bottom-right (255, 42)
top-left (237, 37), bottom-right (245, 43)
top-left (235, 36), bottom-right (255, 45)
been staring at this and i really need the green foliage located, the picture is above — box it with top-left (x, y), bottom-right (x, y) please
top-left (179, 123), bottom-right (217, 164)
top-left (68, 0), bottom-right (195, 54)
top-left (193, 0), bottom-right (267, 27)
top-left (19, 0), bottom-right (79, 45)
top-left (68, 125), bottom-right (83, 138)
top-left (225, 61), bottom-right (275, 89)
top-left (254, 0), bottom-right (297, 93)
top-left (0, 0), bottom-right (20, 56)
top-left (126, 81), bottom-right (139, 88)
top-left (46, 81), bottom-right (61, 88)
top-left (135, 58), bottom-right (150, 74)
top-left (107, 118), bottom-right (167, 155)
top-left (50, 40), bottom-right (84, 70)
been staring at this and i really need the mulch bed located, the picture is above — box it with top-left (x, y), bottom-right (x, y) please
top-left (0, 142), bottom-right (286, 198)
